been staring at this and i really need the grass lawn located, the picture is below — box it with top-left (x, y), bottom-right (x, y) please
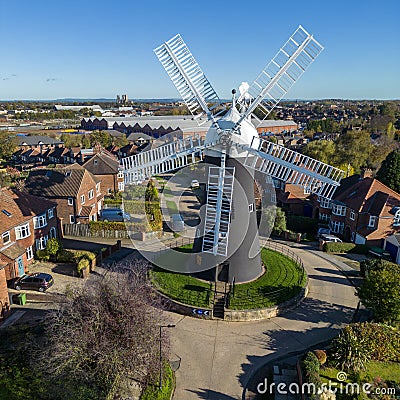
top-left (141, 362), bottom-right (175, 400)
top-left (320, 362), bottom-right (400, 385)
top-left (151, 247), bottom-right (306, 310)
top-left (228, 248), bottom-right (306, 310)
top-left (150, 265), bottom-right (211, 308)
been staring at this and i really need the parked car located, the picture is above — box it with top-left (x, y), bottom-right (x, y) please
top-left (317, 227), bottom-right (330, 238)
top-left (14, 273), bottom-right (54, 292)
top-left (100, 208), bottom-right (131, 222)
top-left (320, 234), bottom-right (342, 243)
top-left (190, 179), bottom-right (200, 189)
top-left (170, 214), bottom-right (185, 232)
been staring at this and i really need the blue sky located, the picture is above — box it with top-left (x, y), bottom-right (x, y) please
top-left (0, 0), bottom-right (399, 100)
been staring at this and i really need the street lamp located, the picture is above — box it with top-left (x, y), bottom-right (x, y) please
top-left (159, 324), bottom-right (175, 390)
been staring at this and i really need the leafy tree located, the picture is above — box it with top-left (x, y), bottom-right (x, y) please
top-left (262, 206), bottom-right (286, 235)
top-left (0, 131), bottom-right (18, 161)
top-left (36, 262), bottom-right (168, 396)
top-left (376, 150), bottom-right (400, 193)
top-left (81, 134), bottom-right (91, 148)
top-left (273, 207), bottom-right (287, 234)
top-left (113, 135), bottom-right (128, 148)
top-left (356, 260), bottom-right (400, 323)
top-left (145, 179), bottom-right (159, 202)
top-left (89, 130), bottom-right (112, 148)
top-left (336, 130), bottom-right (373, 172)
top-left (45, 238), bottom-right (63, 261)
top-left (303, 140), bottom-right (336, 165)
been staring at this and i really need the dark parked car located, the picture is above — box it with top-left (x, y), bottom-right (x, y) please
top-left (14, 273), bottom-right (54, 292)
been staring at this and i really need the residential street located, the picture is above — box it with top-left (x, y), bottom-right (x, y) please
top-left (166, 243), bottom-right (358, 400)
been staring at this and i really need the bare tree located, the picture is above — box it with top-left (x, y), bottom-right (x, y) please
top-left (36, 260), bottom-right (169, 398)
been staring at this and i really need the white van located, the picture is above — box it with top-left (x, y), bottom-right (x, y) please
top-left (320, 234), bottom-right (342, 243)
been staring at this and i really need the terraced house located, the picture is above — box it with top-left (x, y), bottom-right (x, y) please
top-left (24, 164), bottom-right (103, 224)
top-left (0, 188), bottom-right (58, 319)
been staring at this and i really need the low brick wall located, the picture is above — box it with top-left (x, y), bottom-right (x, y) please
top-left (223, 285), bottom-right (309, 322)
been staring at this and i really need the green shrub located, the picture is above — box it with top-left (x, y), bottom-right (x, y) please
top-left (76, 258), bottom-right (90, 276)
top-left (323, 242), bottom-right (369, 254)
top-left (56, 249), bottom-right (75, 263)
top-left (313, 349), bottom-right (327, 365)
top-left (89, 220), bottom-right (148, 233)
top-left (45, 238), bottom-right (63, 259)
top-left (332, 324), bottom-right (371, 372)
top-left (36, 249), bottom-right (50, 261)
top-left (302, 352), bottom-right (322, 394)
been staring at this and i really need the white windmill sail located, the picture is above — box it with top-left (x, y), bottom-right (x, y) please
top-left (234, 25), bottom-right (324, 129)
top-left (154, 34), bottom-right (222, 126)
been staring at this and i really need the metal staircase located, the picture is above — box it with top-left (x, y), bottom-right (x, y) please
top-left (121, 136), bottom-right (210, 184)
top-left (202, 153), bottom-right (235, 256)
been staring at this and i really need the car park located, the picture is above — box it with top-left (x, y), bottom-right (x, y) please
top-left (14, 273), bottom-right (54, 292)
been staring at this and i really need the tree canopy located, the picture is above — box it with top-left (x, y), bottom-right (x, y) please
top-left (0, 132), bottom-right (18, 161)
top-left (376, 150), bottom-right (400, 193)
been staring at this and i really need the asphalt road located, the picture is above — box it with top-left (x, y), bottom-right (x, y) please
top-left (165, 243), bottom-right (358, 400)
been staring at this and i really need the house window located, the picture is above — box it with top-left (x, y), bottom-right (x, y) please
top-left (94, 159), bottom-right (98, 165)
top-left (394, 210), bottom-right (400, 226)
top-left (90, 214), bottom-right (96, 221)
top-left (118, 171), bottom-right (124, 178)
top-left (319, 197), bottom-right (332, 209)
top-left (80, 195), bottom-right (85, 204)
top-left (368, 215), bottom-right (377, 228)
top-left (33, 213), bottom-right (47, 229)
top-left (118, 181), bottom-right (124, 191)
top-left (48, 208), bottom-right (54, 219)
top-left (319, 213), bottom-right (330, 222)
top-left (35, 235), bottom-right (48, 250)
top-left (26, 246), bottom-right (33, 260)
top-left (249, 204), bottom-right (254, 212)
top-left (70, 215), bottom-right (75, 223)
top-left (332, 204), bottom-right (346, 216)
top-left (88, 189), bottom-right (94, 200)
top-left (330, 220), bottom-right (344, 234)
top-left (350, 210), bottom-right (355, 221)
top-left (107, 188), bottom-right (112, 194)
top-left (96, 183), bottom-right (100, 193)
top-left (2, 231), bottom-right (10, 244)
top-left (68, 197), bottom-right (73, 206)
top-left (49, 227), bottom-right (57, 239)
top-left (15, 223), bottom-right (30, 240)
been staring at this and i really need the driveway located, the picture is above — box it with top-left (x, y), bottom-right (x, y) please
top-left (165, 243), bottom-right (359, 400)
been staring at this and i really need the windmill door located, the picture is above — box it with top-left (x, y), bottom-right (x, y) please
top-left (217, 263), bottom-right (229, 283)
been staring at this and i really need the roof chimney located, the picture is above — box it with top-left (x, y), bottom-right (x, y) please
top-left (361, 168), bottom-right (373, 179)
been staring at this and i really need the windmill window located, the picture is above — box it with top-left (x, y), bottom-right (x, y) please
top-left (394, 210), bottom-right (400, 226)
top-left (249, 204), bottom-right (254, 212)
top-left (368, 216), bottom-right (377, 228)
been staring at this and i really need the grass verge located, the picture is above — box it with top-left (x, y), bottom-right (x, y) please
top-left (141, 362), bottom-right (175, 400)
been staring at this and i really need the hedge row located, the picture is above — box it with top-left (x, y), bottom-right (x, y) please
top-left (57, 249), bottom-right (97, 263)
top-left (323, 242), bottom-right (370, 254)
top-left (89, 221), bottom-right (148, 233)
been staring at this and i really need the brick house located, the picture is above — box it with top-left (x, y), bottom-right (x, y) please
top-left (313, 174), bottom-right (400, 246)
top-left (0, 188), bottom-right (59, 319)
top-left (83, 151), bottom-right (124, 194)
top-left (24, 164), bottom-right (103, 224)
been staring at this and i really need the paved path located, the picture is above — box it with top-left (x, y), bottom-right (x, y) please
top-left (165, 243), bottom-right (358, 400)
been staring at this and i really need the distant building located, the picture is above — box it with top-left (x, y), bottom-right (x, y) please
top-left (17, 135), bottom-right (63, 151)
top-left (256, 120), bottom-right (298, 135)
top-left (54, 104), bottom-right (103, 112)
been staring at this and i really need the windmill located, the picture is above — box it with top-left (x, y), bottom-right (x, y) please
top-left (121, 26), bottom-right (344, 283)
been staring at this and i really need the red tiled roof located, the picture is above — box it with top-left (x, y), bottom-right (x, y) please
top-left (0, 188), bottom-right (56, 233)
